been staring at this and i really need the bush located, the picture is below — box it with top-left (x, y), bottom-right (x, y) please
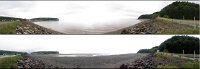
top-left (163, 15), bottom-right (169, 18)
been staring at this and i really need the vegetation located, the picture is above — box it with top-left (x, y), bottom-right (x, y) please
top-left (0, 21), bottom-right (22, 34)
top-left (137, 46), bottom-right (159, 53)
top-left (157, 62), bottom-right (199, 68)
top-left (154, 18), bottom-right (199, 34)
top-left (159, 36), bottom-right (199, 54)
top-left (0, 16), bottom-right (21, 21)
top-left (138, 1), bottom-right (199, 20)
top-left (138, 14), bottom-right (153, 19)
top-left (159, 1), bottom-right (199, 20)
top-left (138, 14), bottom-right (159, 19)
top-left (30, 18), bottom-right (59, 22)
top-left (155, 54), bottom-right (198, 68)
top-left (138, 36), bottom-right (199, 54)
top-left (0, 55), bottom-right (23, 68)
top-left (181, 62), bottom-right (200, 68)
top-left (157, 65), bottom-right (178, 68)
top-left (31, 51), bottom-right (59, 54)
top-left (0, 50), bottom-right (26, 55)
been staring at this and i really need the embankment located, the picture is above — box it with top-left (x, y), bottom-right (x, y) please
top-left (16, 20), bottom-right (63, 34)
top-left (109, 18), bottom-right (199, 34)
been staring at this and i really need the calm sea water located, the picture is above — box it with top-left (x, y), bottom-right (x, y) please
top-left (34, 18), bottom-right (142, 34)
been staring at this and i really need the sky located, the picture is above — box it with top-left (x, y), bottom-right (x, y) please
top-left (0, 35), bottom-right (199, 54)
top-left (0, 1), bottom-right (198, 24)
top-left (0, 1), bottom-right (175, 23)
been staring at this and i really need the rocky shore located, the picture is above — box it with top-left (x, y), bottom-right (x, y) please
top-left (17, 55), bottom-right (59, 68)
top-left (120, 54), bottom-right (156, 69)
top-left (16, 20), bottom-right (63, 34)
top-left (121, 20), bottom-right (157, 34)
top-left (120, 53), bottom-right (195, 69)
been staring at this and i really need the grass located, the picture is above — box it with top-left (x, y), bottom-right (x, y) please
top-left (157, 62), bottom-right (200, 68)
top-left (155, 54), bottom-right (199, 68)
top-left (157, 65), bottom-right (178, 68)
top-left (0, 55), bottom-right (23, 68)
top-left (0, 21), bottom-right (22, 34)
top-left (153, 18), bottom-right (199, 34)
top-left (181, 62), bottom-right (200, 68)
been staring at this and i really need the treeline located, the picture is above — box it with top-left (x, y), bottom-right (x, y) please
top-left (0, 16), bottom-right (22, 22)
top-left (31, 51), bottom-right (59, 54)
top-left (0, 50), bottom-right (26, 55)
top-left (138, 1), bottom-right (199, 20)
top-left (30, 18), bottom-right (59, 22)
top-left (138, 12), bottom-right (159, 19)
top-left (137, 36), bottom-right (199, 54)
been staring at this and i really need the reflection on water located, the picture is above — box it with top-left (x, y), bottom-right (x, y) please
top-left (34, 18), bottom-right (142, 34)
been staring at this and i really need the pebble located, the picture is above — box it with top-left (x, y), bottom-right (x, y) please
top-left (17, 55), bottom-right (57, 68)
top-left (16, 20), bottom-right (62, 34)
top-left (121, 20), bottom-right (156, 34)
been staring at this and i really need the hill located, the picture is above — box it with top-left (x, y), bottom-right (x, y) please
top-left (138, 1), bottom-right (199, 20)
top-left (138, 36), bottom-right (199, 54)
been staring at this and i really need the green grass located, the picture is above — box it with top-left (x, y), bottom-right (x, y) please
top-left (181, 62), bottom-right (200, 68)
top-left (153, 18), bottom-right (199, 34)
top-left (155, 54), bottom-right (196, 68)
top-left (0, 21), bottom-right (22, 34)
top-left (157, 65), bottom-right (178, 68)
top-left (0, 55), bottom-right (23, 68)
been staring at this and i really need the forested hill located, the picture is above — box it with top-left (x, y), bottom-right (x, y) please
top-left (159, 1), bottom-right (199, 20)
top-left (138, 1), bottom-right (199, 20)
top-left (137, 36), bottom-right (199, 54)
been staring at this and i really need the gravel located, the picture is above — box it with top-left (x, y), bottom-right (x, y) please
top-left (19, 53), bottom-right (148, 68)
top-left (16, 20), bottom-right (63, 34)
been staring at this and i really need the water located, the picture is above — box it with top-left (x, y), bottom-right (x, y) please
top-left (33, 18), bottom-right (142, 34)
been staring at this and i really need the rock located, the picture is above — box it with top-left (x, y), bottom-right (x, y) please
top-left (16, 21), bottom-right (62, 34)
top-left (121, 20), bottom-right (157, 34)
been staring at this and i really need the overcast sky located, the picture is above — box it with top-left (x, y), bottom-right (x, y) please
top-left (0, 1), bottom-right (175, 20)
top-left (0, 35), bottom-right (199, 54)
top-left (0, 1), bottom-right (198, 23)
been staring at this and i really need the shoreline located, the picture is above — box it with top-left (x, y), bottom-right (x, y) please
top-left (16, 20), bottom-right (63, 34)
top-left (17, 53), bottom-right (147, 68)
top-left (106, 17), bottom-right (199, 34)
top-left (104, 19), bottom-right (152, 34)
